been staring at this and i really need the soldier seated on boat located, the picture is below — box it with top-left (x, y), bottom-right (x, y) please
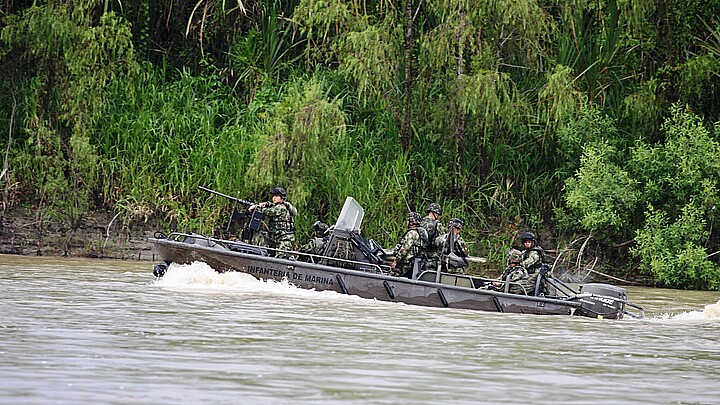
top-left (519, 232), bottom-right (545, 271)
top-left (490, 233), bottom-right (550, 295)
top-left (390, 212), bottom-right (428, 278)
top-left (490, 248), bottom-right (534, 294)
top-left (519, 232), bottom-right (551, 295)
top-left (249, 187), bottom-right (298, 259)
top-left (436, 218), bottom-right (469, 274)
top-left (299, 221), bottom-right (329, 259)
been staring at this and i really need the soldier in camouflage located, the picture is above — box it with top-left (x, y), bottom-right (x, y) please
top-left (299, 221), bottom-right (329, 258)
top-left (491, 233), bottom-right (546, 295)
top-left (390, 212), bottom-right (428, 278)
top-left (249, 187), bottom-right (297, 259)
top-left (519, 232), bottom-right (547, 295)
top-left (420, 203), bottom-right (447, 273)
top-left (519, 232), bottom-right (544, 271)
top-left (436, 218), bottom-right (469, 274)
top-left (492, 248), bottom-right (533, 294)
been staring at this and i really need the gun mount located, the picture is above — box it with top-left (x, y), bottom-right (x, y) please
top-left (199, 185), bottom-right (263, 243)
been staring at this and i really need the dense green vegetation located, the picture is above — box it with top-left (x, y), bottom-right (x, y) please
top-left (1, 0), bottom-right (719, 289)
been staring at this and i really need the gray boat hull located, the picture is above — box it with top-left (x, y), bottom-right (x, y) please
top-left (149, 235), bottom-right (596, 317)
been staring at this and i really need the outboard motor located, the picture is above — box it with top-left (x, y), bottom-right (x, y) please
top-left (575, 283), bottom-right (627, 319)
top-left (153, 262), bottom-right (169, 277)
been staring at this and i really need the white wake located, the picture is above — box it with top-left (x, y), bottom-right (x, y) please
top-left (667, 299), bottom-right (720, 320)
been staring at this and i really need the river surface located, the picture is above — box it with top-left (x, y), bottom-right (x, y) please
top-left (1, 254), bottom-right (719, 404)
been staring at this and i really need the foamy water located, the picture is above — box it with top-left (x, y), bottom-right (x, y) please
top-left (666, 299), bottom-right (720, 320)
top-left (155, 261), bottom-right (372, 304)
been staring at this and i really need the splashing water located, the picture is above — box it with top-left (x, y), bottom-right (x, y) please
top-left (153, 261), bottom-right (258, 290)
top-left (152, 261), bottom-right (368, 304)
top-left (668, 299), bottom-right (720, 320)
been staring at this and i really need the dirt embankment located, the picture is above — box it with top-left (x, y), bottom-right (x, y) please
top-left (0, 205), bottom-right (160, 261)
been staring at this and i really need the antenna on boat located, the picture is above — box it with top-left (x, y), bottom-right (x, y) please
top-left (392, 167), bottom-right (412, 213)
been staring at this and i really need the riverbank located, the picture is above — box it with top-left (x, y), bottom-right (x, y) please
top-left (0, 204), bottom-right (652, 287)
top-left (0, 205), bottom-right (159, 261)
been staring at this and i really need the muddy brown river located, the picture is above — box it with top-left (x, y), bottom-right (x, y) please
top-left (2, 254), bottom-right (719, 404)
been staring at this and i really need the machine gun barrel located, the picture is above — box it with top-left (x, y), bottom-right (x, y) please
top-left (199, 186), bottom-right (255, 206)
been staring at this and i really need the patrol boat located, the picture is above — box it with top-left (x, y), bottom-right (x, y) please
top-left (150, 196), bottom-right (644, 319)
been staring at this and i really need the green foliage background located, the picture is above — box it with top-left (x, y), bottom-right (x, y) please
top-left (1, 0), bottom-right (720, 289)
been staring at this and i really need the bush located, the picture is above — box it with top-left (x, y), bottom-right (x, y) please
top-left (562, 140), bottom-right (640, 237)
top-left (632, 204), bottom-right (720, 290)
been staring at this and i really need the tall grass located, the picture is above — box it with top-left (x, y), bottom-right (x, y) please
top-left (97, 63), bottom-right (254, 229)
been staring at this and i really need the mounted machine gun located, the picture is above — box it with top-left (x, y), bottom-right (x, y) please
top-left (199, 186), bottom-right (262, 243)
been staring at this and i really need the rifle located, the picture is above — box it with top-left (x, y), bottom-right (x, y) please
top-left (199, 186), bottom-right (263, 241)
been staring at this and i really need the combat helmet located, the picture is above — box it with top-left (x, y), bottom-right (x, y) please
top-left (407, 212), bottom-right (422, 226)
top-left (427, 203), bottom-right (442, 215)
top-left (313, 220), bottom-right (329, 234)
top-left (270, 187), bottom-right (287, 198)
top-left (507, 248), bottom-right (523, 265)
top-left (449, 218), bottom-right (464, 229)
top-left (520, 232), bottom-right (538, 248)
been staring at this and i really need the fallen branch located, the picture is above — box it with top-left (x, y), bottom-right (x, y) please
top-left (102, 212), bottom-right (122, 256)
top-left (587, 268), bottom-right (636, 285)
top-left (582, 257), bottom-right (598, 280)
top-left (577, 233), bottom-right (592, 269)
top-left (612, 238), bottom-right (636, 248)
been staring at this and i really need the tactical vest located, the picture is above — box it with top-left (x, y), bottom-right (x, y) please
top-left (267, 202), bottom-right (296, 234)
top-left (420, 218), bottom-right (441, 252)
top-left (395, 227), bottom-right (428, 262)
top-left (416, 226), bottom-right (429, 248)
top-left (522, 246), bottom-right (546, 271)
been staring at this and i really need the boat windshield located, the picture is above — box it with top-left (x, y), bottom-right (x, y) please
top-left (334, 197), bottom-right (364, 232)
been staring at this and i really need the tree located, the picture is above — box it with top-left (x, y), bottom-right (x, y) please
top-left (1, 0), bottom-right (136, 253)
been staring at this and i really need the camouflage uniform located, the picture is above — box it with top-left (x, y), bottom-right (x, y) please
top-left (499, 265), bottom-right (534, 294)
top-left (300, 221), bottom-right (329, 257)
top-left (494, 234), bottom-right (547, 295)
top-left (256, 187), bottom-right (297, 259)
top-left (519, 232), bottom-right (544, 268)
top-left (521, 249), bottom-right (543, 270)
top-left (391, 212), bottom-right (428, 278)
top-left (300, 236), bottom-right (327, 256)
top-left (420, 203), bottom-right (447, 272)
top-left (520, 232), bottom-right (547, 295)
top-left (437, 218), bottom-right (469, 274)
